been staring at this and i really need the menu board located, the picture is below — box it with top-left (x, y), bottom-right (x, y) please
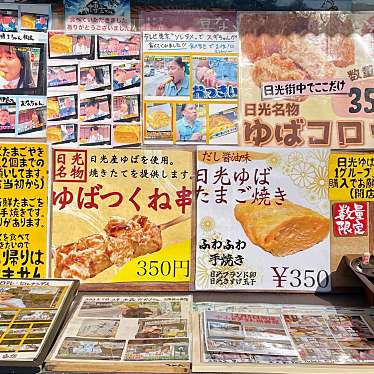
top-left (0, 278), bottom-right (78, 373)
top-left (143, 31), bottom-right (239, 145)
top-left (51, 147), bottom-right (192, 284)
top-left (239, 11), bottom-right (374, 148)
top-left (195, 146), bottom-right (331, 291)
top-left (47, 31), bottom-right (141, 146)
top-left (46, 295), bottom-right (191, 373)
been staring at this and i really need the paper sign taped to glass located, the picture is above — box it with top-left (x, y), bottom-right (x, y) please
top-left (239, 11), bottom-right (374, 148)
top-left (51, 147), bottom-right (192, 283)
top-left (195, 146), bottom-right (331, 291)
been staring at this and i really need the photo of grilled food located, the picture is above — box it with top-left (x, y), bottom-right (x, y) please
top-left (147, 110), bottom-right (171, 130)
top-left (54, 215), bottom-right (190, 280)
top-left (234, 199), bottom-right (329, 257)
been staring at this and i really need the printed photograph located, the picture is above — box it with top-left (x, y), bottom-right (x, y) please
top-left (208, 104), bottom-right (238, 142)
top-left (0, 44), bottom-right (44, 94)
top-left (21, 13), bottom-right (49, 31)
top-left (146, 103), bottom-right (172, 133)
top-left (47, 94), bottom-right (78, 121)
top-left (113, 94), bottom-right (139, 122)
top-left (326, 315), bottom-right (374, 339)
top-left (48, 65), bottom-right (78, 88)
top-left (17, 106), bottom-right (46, 135)
top-left (192, 57), bottom-right (238, 99)
top-left (144, 56), bottom-right (190, 98)
top-left (112, 124), bottom-right (140, 145)
top-left (125, 338), bottom-right (189, 361)
top-left (0, 340), bottom-right (21, 352)
top-left (80, 94), bottom-right (111, 122)
top-left (136, 319), bottom-right (187, 339)
top-left (80, 64), bottom-right (111, 91)
top-left (207, 320), bottom-right (243, 339)
top-left (0, 285), bottom-right (63, 309)
top-left (16, 309), bottom-right (56, 322)
top-left (79, 124), bottom-right (111, 146)
top-left (47, 124), bottom-right (77, 144)
top-left (79, 299), bottom-right (182, 319)
top-left (176, 103), bottom-right (206, 142)
top-left (48, 32), bottom-right (94, 59)
top-left (56, 337), bottom-right (125, 360)
top-left (77, 319), bottom-right (119, 338)
top-left (113, 62), bottom-right (141, 91)
top-left (0, 104), bottom-right (16, 134)
top-left (0, 9), bottom-right (18, 31)
top-left (97, 34), bottom-right (140, 59)
top-left (0, 310), bottom-right (17, 322)
top-left (4, 324), bottom-right (31, 339)
top-left (283, 315), bottom-right (327, 327)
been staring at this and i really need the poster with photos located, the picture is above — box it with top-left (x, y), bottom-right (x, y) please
top-left (239, 12), bottom-right (374, 148)
top-left (142, 31), bottom-right (239, 145)
top-left (194, 303), bottom-right (374, 369)
top-left (46, 295), bottom-right (191, 372)
top-left (0, 3), bottom-right (51, 33)
top-left (0, 279), bottom-right (78, 370)
top-left (47, 31), bottom-right (141, 146)
top-left (0, 31), bottom-right (47, 138)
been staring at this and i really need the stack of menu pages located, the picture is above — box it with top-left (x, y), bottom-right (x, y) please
top-left (193, 303), bottom-right (374, 373)
top-left (45, 294), bottom-right (192, 373)
top-left (0, 279), bottom-right (79, 374)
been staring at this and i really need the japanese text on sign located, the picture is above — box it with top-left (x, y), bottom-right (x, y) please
top-left (0, 144), bottom-right (48, 279)
top-left (328, 153), bottom-right (374, 201)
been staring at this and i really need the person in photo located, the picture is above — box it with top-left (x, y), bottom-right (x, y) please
top-left (49, 68), bottom-right (69, 87)
top-left (62, 125), bottom-right (75, 141)
top-left (73, 35), bottom-right (90, 55)
top-left (85, 100), bottom-right (107, 121)
top-left (0, 45), bottom-right (34, 89)
top-left (0, 108), bottom-right (12, 128)
top-left (156, 57), bottom-right (189, 97)
top-left (84, 67), bottom-right (104, 90)
top-left (88, 125), bottom-right (104, 143)
top-left (35, 16), bottom-right (47, 31)
top-left (0, 291), bottom-right (26, 308)
top-left (30, 110), bottom-right (42, 128)
top-left (60, 97), bottom-right (75, 117)
top-left (176, 104), bottom-right (203, 141)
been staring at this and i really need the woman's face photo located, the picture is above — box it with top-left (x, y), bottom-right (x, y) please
top-left (0, 45), bottom-right (21, 82)
top-left (167, 60), bottom-right (184, 83)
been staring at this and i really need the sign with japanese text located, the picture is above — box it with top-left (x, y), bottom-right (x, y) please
top-left (328, 153), bottom-right (374, 201)
top-left (51, 147), bottom-right (192, 284)
top-left (332, 202), bottom-right (368, 237)
top-left (64, 0), bottom-right (132, 34)
top-left (0, 143), bottom-right (48, 279)
top-left (140, 10), bottom-right (237, 32)
top-left (143, 31), bottom-right (239, 145)
top-left (196, 147), bottom-right (331, 292)
top-left (239, 12), bottom-right (374, 148)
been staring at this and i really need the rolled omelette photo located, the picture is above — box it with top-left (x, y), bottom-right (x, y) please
top-left (234, 199), bottom-right (329, 257)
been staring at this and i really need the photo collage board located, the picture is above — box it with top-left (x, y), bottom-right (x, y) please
top-left (46, 295), bottom-right (192, 371)
top-left (47, 31), bottom-right (141, 147)
top-left (0, 4), bottom-right (51, 139)
top-left (0, 279), bottom-right (78, 363)
top-left (143, 31), bottom-right (239, 145)
top-left (195, 303), bottom-right (374, 366)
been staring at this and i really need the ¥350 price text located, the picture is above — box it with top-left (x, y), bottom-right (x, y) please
top-left (137, 260), bottom-right (190, 278)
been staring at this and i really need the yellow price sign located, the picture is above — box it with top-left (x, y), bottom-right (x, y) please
top-left (328, 153), bottom-right (374, 201)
